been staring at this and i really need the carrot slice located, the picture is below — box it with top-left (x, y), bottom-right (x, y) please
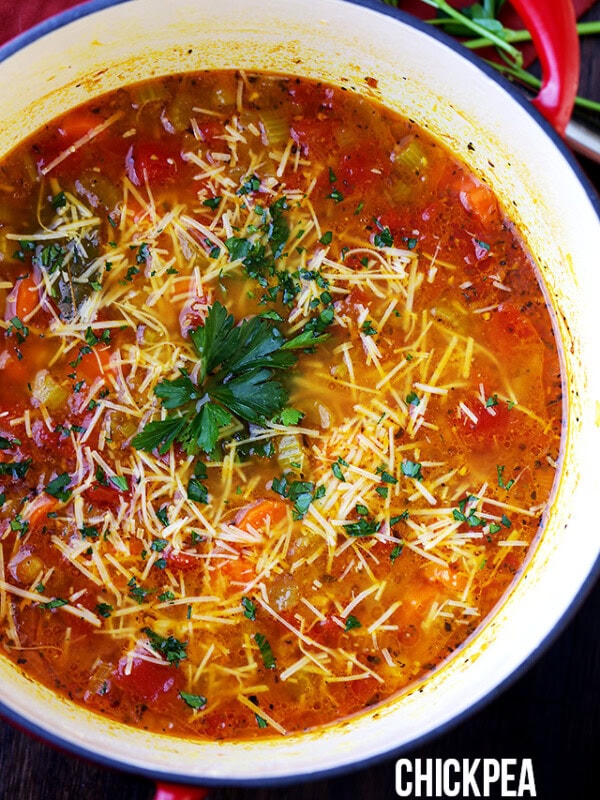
top-left (58, 109), bottom-right (106, 144)
top-left (15, 275), bottom-right (40, 320)
top-left (457, 176), bottom-right (498, 225)
top-left (21, 494), bottom-right (59, 528)
top-left (421, 561), bottom-right (468, 593)
top-left (220, 554), bottom-right (255, 583)
top-left (236, 499), bottom-right (288, 532)
top-left (77, 346), bottom-right (112, 383)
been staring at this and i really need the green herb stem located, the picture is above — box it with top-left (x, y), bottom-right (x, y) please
top-left (489, 60), bottom-right (600, 114)
top-left (465, 21), bottom-right (600, 52)
top-left (381, 1), bottom-right (600, 114)
top-left (417, 0), bottom-right (523, 64)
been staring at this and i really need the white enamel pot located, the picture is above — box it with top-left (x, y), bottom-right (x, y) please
top-left (1, 0), bottom-right (600, 795)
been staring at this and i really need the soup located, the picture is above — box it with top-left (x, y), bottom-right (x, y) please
top-left (0, 71), bottom-right (562, 740)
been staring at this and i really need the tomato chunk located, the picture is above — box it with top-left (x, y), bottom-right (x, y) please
top-left (6, 275), bottom-right (40, 321)
top-left (488, 302), bottom-right (541, 348)
top-left (114, 656), bottom-right (181, 704)
top-left (126, 140), bottom-right (181, 186)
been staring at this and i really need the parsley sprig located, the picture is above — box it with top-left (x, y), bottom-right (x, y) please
top-left (132, 302), bottom-right (328, 456)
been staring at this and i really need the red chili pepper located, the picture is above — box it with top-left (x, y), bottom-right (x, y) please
top-left (509, 0), bottom-right (579, 135)
top-left (153, 784), bottom-right (210, 800)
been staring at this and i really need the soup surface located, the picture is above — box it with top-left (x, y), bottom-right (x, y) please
top-left (0, 71), bottom-right (562, 740)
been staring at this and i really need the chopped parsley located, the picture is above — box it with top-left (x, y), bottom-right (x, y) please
top-left (332, 460), bottom-right (346, 481)
top-left (277, 408), bottom-right (304, 426)
top-left (271, 475), bottom-right (325, 519)
top-left (41, 598), bottom-right (68, 610)
top-left (96, 603), bottom-right (113, 618)
top-left (109, 474), bottom-right (129, 492)
top-left (343, 507), bottom-right (381, 537)
top-left (237, 174), bottom-right (261, 195)
top-left (361, 320), bottom-right (377, 336)
top-left (390, 543), bottom-right (404, 563)
top-left (254, 632), bottom-right (276, 669)
top-left (44, 472), bottom-right (72, 502)
top-left (188, 476), bottom-right (208, 504)
top-left (401, 459), bottom-right (423, 481)
top-left (51, 191), bottom-right (67, 209)
top-left (373, 219), bottom-right (394, 248)
top-left (10, 514), bottom-right (29, 535)
top-left (242, 596), bottom-right (257, 621)
top-left (344, 615), bottom-right (362, 631)
top-left (497, 464), bottom-right (515, 490)
top-left (452, 495), bottom-right (484, 527)
top-left (156, 505), bottom-right (169, 526)
top-left (80, 524), bottom-right (100, 540)
top-left (127, 577), bottom-right (150, 604)
top-left (376, 466), bottom-right (397, 485)
top-left (0, 459), bottom-right (31, 479)
top-left (326, 188), bottom-right (344, 203)
top-left (8, 316), bottom-right (28, 343)
top-left (135, 242), bottom-right (150, 264)
top-left (143, 627), bottom-right (188, 667)
top-left (180, 691), bottom-right (207, 709)
top-left (85, 326), bottom-right (111, 347)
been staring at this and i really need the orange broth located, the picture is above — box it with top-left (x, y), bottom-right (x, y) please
top-left (0, 71), bottom-right (563, 739)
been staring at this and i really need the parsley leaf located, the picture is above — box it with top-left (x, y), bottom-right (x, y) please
top-left (277, 408), bottom-right (304, 426)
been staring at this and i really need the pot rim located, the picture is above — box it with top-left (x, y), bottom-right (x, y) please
top-left (1, 0), bottom-right (600, 788)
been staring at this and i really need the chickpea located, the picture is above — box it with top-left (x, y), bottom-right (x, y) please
top-left (270, 574), bottom-right (299, 612)
top-left (11, 551), bottom-right (44, 585)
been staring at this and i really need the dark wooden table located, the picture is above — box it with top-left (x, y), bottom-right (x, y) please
top-left (1, 3), bottom-right (600, 799)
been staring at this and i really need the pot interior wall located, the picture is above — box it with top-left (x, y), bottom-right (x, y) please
top-left (1, 0), bottom-right (600, 783)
